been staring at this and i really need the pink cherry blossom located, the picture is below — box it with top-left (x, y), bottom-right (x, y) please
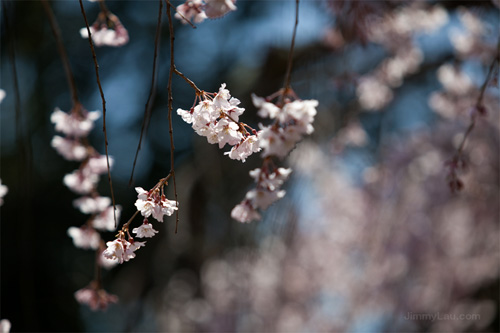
top-left (92, 205), bottom-right (121, 231)
top-left (84, 155), bottom-right (113, 175)
top-left (73, 196), bottom-right (111, 214)
top-left (132, 221), bottom-right (159, 238)
top-left (204, 0), bottom-right (236, 19)
top-left (103, 238), bottom-right (145, 264)
top-left (0, 319), bottom-right (11, 333)
top-left (50, 108), bottom-right (100, 138)
top-left (51, 136), bottom-right (88, 161)
top-left (67, 226), bottom-right (100, 250)
top-left (0, 179), bottom-right (8, 206)
top-left (134, 187), bottom-right (178, 223)
top-left (225, 134), bottom-right (261, 162)
top-left (175, 0), bottom-right (207, 24)
top-left (231, 200), bottom-right (261, 223)
top-left (63, 169), bottom-right (99, 195)
top-left (74, 285), bottom-right (118, 311)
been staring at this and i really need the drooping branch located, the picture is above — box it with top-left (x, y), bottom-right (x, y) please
top-left (78, 0), bottom-right (117, 226)
top-left (129, 0), bottom-right (164, 186)
top-left (446, 51), bottom-right (499, 192)
top-left (40, 0), bottom-right (80, 107)
top-left (282, 0), bottom-right (300, 95)
top-left (166, 0), bottom-right (180, 233)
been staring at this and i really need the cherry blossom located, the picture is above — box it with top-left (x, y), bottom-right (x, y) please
top-left (63, 169), bottom-right (99, 195)
top-left (51, 136), bottom-right (88, 161)
top-left (134, 187), bottom-right (178, 222)
top-left (80, 12), bottom-right (129, 47)
top-left (225, 134), bottom-right (261, 162)
top-left (84, 155), bottom-right (113, 175)
top-left (174, 0), bottom-right (236, 24)
top-left (0, 319), bottom-right (11, 333)
top-left (178, 83), bottom-right (259, 162)
top-left (67, 226), bottom-right (100, 250)
top-left (50, 108), bottom-right (100, 138)
top-left (175, 0), bottom-right (207, 24)
top-left (230, 90), bottom-right (317, 222)
top-left (204, 0), bottom-right (236, 19)
top-left (98, 253), bottom-right (119, 270)
top-left (92, 205), bottom-right (121, 231)
top-left (0, 179), bottom-right (8, 206)
top-left (132, 220), bottom-right (159, 238)
top-left (103, 238), bottom-right (146, 264)
top-left (249, 167), bottom-right (292, 191)
top-left (231, 200), bottom-right (261, 223)
top-left (251, 94), bottom-right (281, 119)
top-left (254, 97), bottom-right (318, 159)
top-left (74, 284), bottom-right (118, 311)
top-left (73, 196), bottom-right (111, 214)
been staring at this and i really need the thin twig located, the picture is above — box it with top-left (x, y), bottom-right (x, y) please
top-left (166, 0), bottom-right (180, 233)
top-left (282, 0), bottom-right (300, 94)
top-left (79, 0), bottom-right (118, 227)
top-left (97, 0), bottom-right (110, 16)
top-left (174, 68), bottom-right (202, 95)
top-left (40, 0), bottom-right (79, 107)
top-left (129, 0), bottom-right (164, 186)
top-left (455, 55), bottom-right (498, 157)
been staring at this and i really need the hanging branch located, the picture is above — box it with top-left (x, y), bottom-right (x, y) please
top-left (446, 52), bottom-right (499, 192)
top-left (282, 0), bottom-right (300, 94)
top-left (40, 0), bottom-right (80, 107)
top-left (166, 0), bottom-right (180, 233)
top-left (129, 0), bottom-right (164, 186)
top-left (78, 0), bottom-right (118, 226)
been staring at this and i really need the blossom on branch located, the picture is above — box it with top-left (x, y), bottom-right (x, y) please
top-left (92, 205), bottom-right (121, 231)
top-left (74, 283), bottom-right (118, 311)
top-left (80, 12), bottom-right (129, 47)
top-left (132, 220), bottom-right (159, 238)
top-left (51, 107), bottom-right (100, 138)
top-left (175, 0), bottom-right (236, 25)
top-left (177, 83), bottom-right (261, 162)
top-left (134, 187), bottom-right (178, 223)
top-left (67, 226), bottom-right (100, 250)
top-left (103, 238), bottom-right (146, 264)
top-left (73, 196), bottom-right (111, 214)
top-left (254, 95), bottom-right (318, 159)
top-left (51, 136), bottom-right (88, 161)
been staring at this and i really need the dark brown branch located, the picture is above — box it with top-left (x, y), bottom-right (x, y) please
top-left (129, 0), bottom-right (164, 186)
top-left (40, 0), bottom-right (79, 106)
top-left (174, 68), bottom-right (202, 95)
top-left (166, 0), bottom-right (180, 233)
top-left (282, 0), bottom-right (300, 94)
top-left (79, 0), bottom-right (118, 227)
top-left (455, 55), bottom-right (498, 157)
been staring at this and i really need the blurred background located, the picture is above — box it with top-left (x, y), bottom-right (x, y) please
top-left (1, 0), bottom-right (499, 331)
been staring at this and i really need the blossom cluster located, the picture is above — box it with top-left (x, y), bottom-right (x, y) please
top-left (175, 0), bottom-right (236, 25)
top-left (177, 84), bottom-right (260, 162)
top-left (232, 92), bottom-right (318, 223)
top-left (51, 107), bottom-right (121, 240)
top-left (253, 94), bottom-right (318, 159)
top-left (231, 166), bottom-right (292, 223)
top-left (450, 8), bottom-right (498, 63)
top-left (102, 181), bottom-right (178, 264)
top-left (351, 4), bottom-right (448, 111)
top-left (74, 282), bottom-right (118, 311)
top-left (51, 104), bottom-right (121, 309)
top-left (80, 10), bottom-right (129, 47)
